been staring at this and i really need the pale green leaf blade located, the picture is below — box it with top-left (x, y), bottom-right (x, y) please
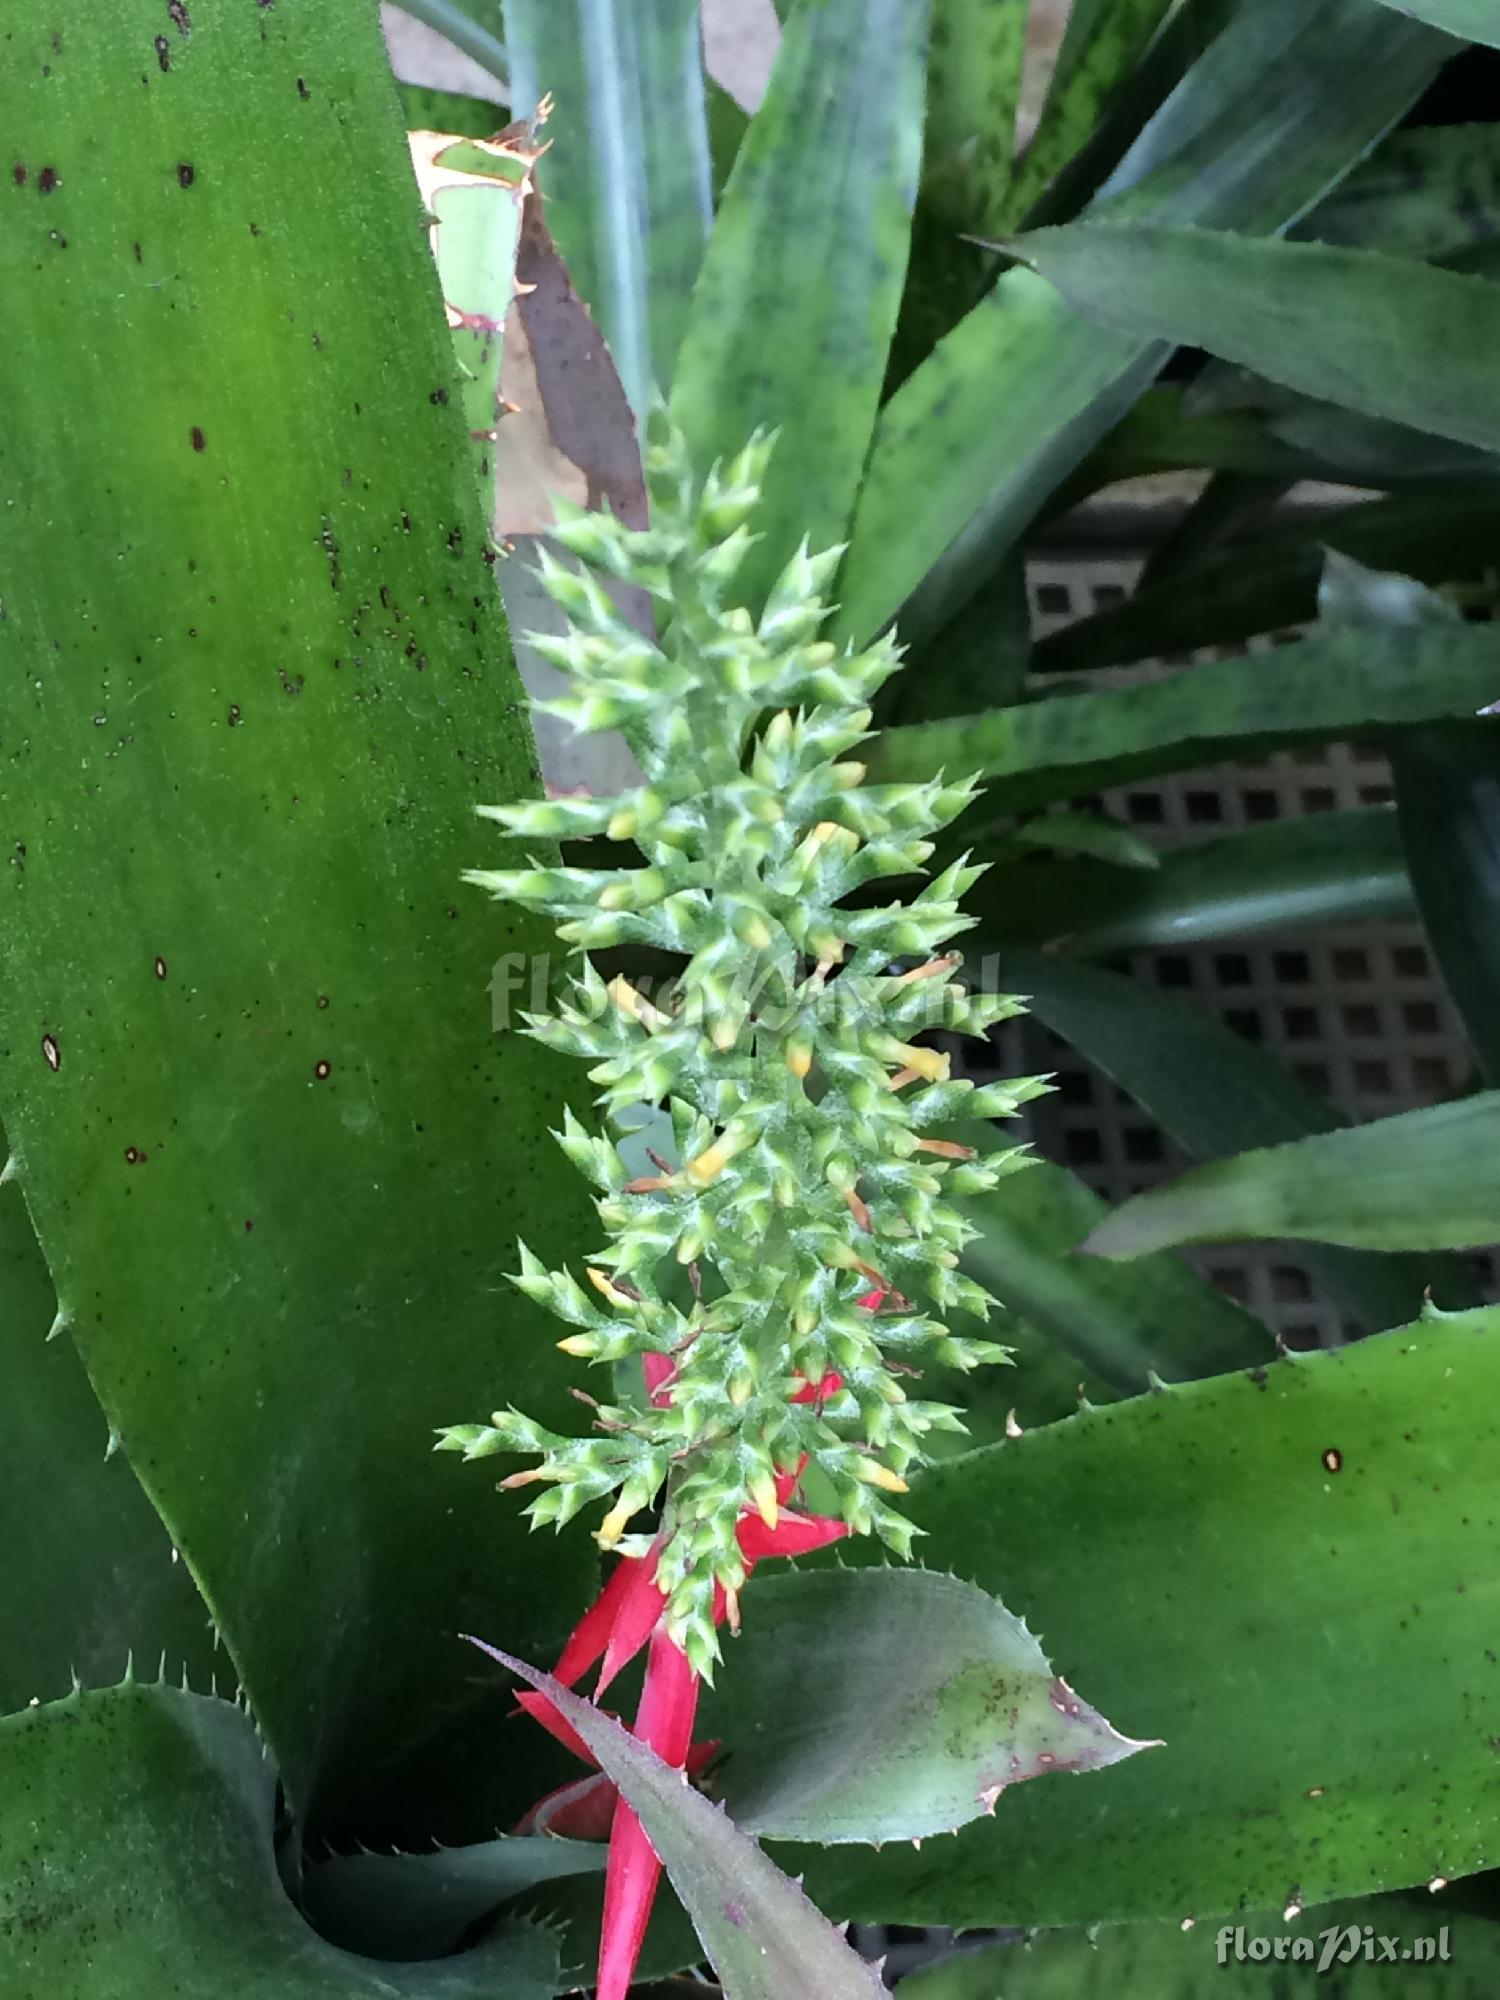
top-left (0, 1682), bottom-right (559, 1998)
top-left (968, 808), bottom-right (1414, 954)
top-left (1304, 123), bottom-right (1500, 259)
top-left (1013, 223), bottom-right (1500, 454)
top-left (1013, 809), bottom-right (1160, 869)
top-left (777, 1305), bottom-right (1500, 1926)
top-left (0, 0), bottom-right (593, 1833)
top-left (1010, 0), bottom-right (1176, 225)
top-left (1082, 1093), bottom-right (1500, 1258)
top-left (1371, 0), bottom-right (1500, 44)
top-left (875, 622), bottom-right (1500, 810)
top-left (957, 1156), bottom-right (1273, 1394)
top-left (976, 951), bottom-right (1478, 1330)
top-left (670, 0), bottom-right (930, 605)
top-left (471, 1643), bottom-right (890, 2000)
top-left (411, 124), bottom-right (534, 485)
top-left (702, 1568), bottom-right (1156, 1842)
top-left (507, 0), bottom-right (712, 411)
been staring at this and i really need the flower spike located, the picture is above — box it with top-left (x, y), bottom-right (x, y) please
top-left (449, 417), bottom-right (1045, 2000)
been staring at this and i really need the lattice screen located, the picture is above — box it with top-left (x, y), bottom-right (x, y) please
top-left (989, 554), bottom-right (1489, 1347)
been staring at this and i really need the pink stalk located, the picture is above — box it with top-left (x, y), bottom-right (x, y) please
top-left (595, 1627), bottom-right (701, 2000)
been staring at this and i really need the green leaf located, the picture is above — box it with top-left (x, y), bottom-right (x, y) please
top-left (0, 0), bottom-right (593, 1835)
top-left (412, 123), bottom-right (533, 492)
top-left (957, 1156), bottom-right (1272, 1395)
top-left (474, 1643), bottom-right (890, 2000)
top-left (1395, 726), bottom-right (1500, 1086)
top-left (1370, 0), bottom-right (1500, 45)
top-left (923, 0), bottom-right (1027, 233)
top-left (398, 0), bottom-right (511, 95)
top-left (898, 1899), bottom-right (1487, 1996)
top-left (969, 809), bottom-right (1414, 954)
top-left (884, 551), bottom-right (1030, 725)
top-left (885, 0), bottom-right (1026, 376)
top-left (1082, 1093), bottom-right (1500, 1258)
top-left (1035, 489), bottom-right (1500, 676)
top-left (976, 951), bottom-right (1477, 1331)
top-left (700, 1568), bottom-right (1156, 1843)
top-left (1009, 0), bottom-right (1176, 225)
top-left (305, 1837), bottom-right (603, 1962)
top-left (1073, 383), bottom-right (1500, 494)
top-left (874, 620), bottom-right (1500, 811)
top-left (670, 0), bottom-right (929, 605)
top-left (837, 0), bottom-right (1453, 648)
top-left (507, 0), bottom-right (711, 412)
top-left (1013, 223), bottom-right (1500, 455)
top-left (1012, 809), bottom-right (1161, 870)
top-left (1332, 565), bottom-right (1500, 1083)
top-left (397, 83), bottom-right (509, 139)
top-left (776, 1305), bottom-right (1500, 1927)
top-left (0, 1681), bottom-right (559, 1998)
top-left (1135, 468), bottom-right (1294, 593)
top-left (1304, 124), bottom-right (1500, 260)
top-left (0, 1155), bottom-right (214, 1716)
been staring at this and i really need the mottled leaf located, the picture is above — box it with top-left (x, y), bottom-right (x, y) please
top-left (671, 0), bottom-right (929, 607)
top-left (838, 0), bottom-right (1452, 649)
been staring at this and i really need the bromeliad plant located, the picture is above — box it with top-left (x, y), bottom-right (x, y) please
top-left (444, 421), bottom-right (1040, 1992)
top-left (10, 1), bottom-right (1500, 1996)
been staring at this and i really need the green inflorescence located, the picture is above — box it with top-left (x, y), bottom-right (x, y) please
top-left (440, 414), bottom-right (1045, 1675)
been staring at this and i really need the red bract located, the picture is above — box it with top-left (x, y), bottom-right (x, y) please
top-left (514, 1351), bottom-right (855, 2000)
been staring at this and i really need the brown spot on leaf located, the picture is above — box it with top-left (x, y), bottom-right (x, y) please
top-left (37, 164), bottom-right (57, 193)
top-left (190, 425), bottom-right (206, 452)
top-left (176, 162), bottom-right (195, 188)
top-left (12, 164), bottom-right (26, 185)
top-left (154, 33), bottom-right (171, 70)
